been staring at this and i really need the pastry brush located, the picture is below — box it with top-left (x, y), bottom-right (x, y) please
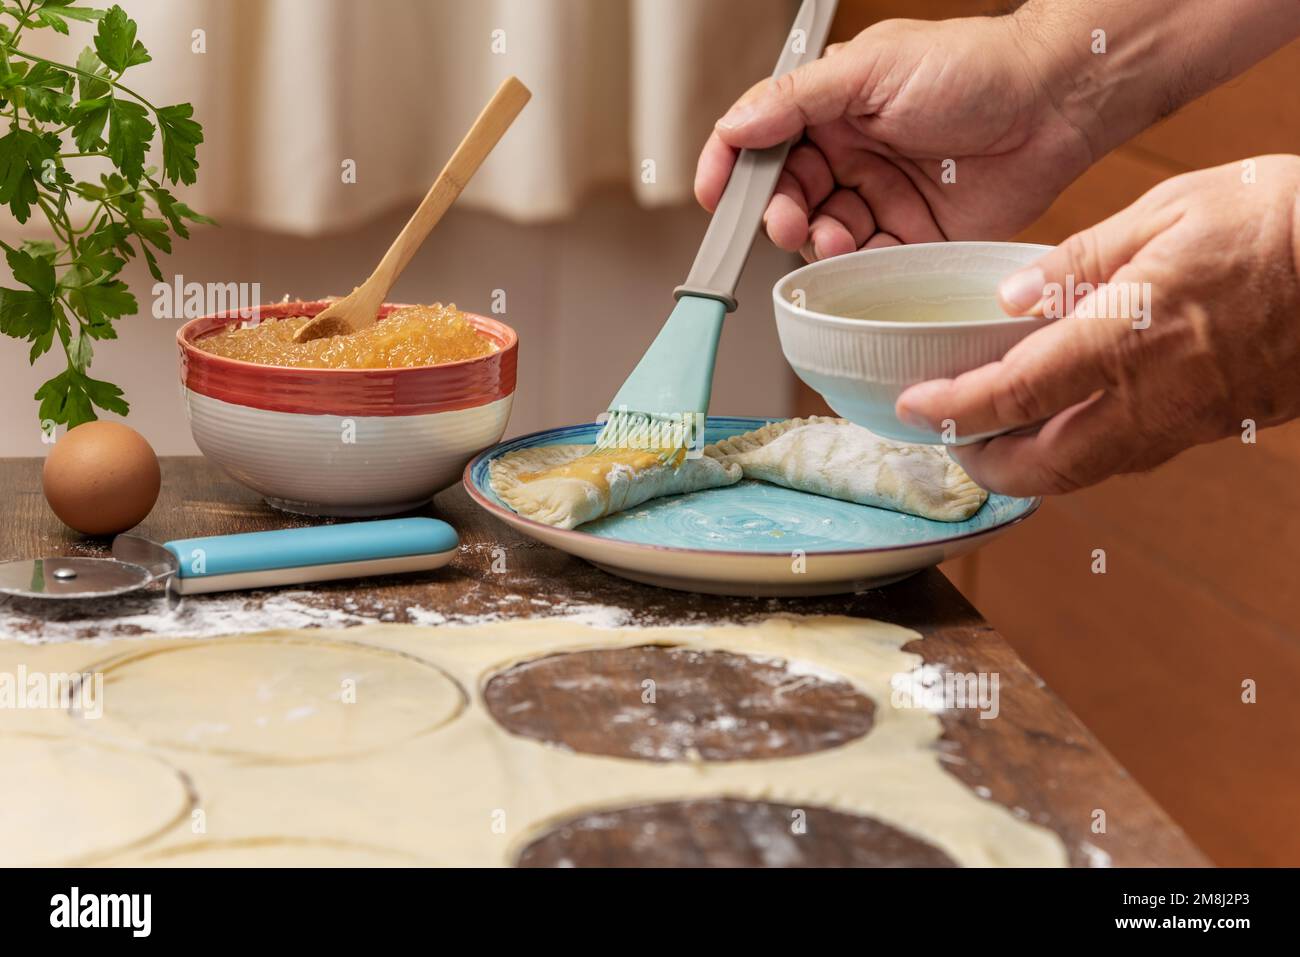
top-left (596, 0), bottom-right (838, 458)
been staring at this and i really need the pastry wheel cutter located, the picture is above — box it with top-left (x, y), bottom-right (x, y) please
top-left (0, 517), bottom-right (459, 599)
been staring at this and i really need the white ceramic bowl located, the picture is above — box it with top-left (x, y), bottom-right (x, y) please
top-left (772, 242), bottom-right (1053, 444)
top-left (179, 300), bottom-right (517, 517)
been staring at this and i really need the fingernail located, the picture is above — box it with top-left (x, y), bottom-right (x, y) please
top-left (895, 396), bottom-right (933, 430)
top-left (897, 407), bottom-right (929, 430)
top-left (717, 103), bottom-right (757, 131)
top-left (999, 267), bottom-right (1045, 314)
top-left (897, 382), bottom-right (943, 429)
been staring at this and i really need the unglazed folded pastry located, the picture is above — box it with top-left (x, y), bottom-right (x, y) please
top-left (704, 416), bottom-right (988, 521)
top-left (490, 445), bottom-right (741, 529)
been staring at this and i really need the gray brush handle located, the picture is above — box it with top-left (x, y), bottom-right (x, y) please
top-left (675, 0), bottom-right (838, 311)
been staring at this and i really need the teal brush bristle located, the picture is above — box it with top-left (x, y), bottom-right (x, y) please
top-left (595, 410), bottom-right (686, 463)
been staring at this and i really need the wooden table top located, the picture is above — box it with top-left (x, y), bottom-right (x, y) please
top-left (0, 456), bottom-right (1208, 867)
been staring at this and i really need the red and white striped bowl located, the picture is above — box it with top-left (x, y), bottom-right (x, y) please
top-left (178, 300), bottom-right (517, 516)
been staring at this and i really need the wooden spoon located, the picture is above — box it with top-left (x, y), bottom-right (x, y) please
top-left (293, 76), bottom-right (532, 343)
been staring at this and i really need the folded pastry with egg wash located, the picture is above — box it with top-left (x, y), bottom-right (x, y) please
top-left (490, 445), bottom-right (742, 529)
top-left (704, 416), bottom-right (987, 522)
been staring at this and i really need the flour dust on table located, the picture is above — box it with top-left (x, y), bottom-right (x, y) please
top-left (0, 586), bottom-right (639, 643)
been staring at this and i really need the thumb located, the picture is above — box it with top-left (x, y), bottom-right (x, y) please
top-left (715, 51), bottom-right (865, 148)
top-left (997, 201), bottom-right (1174, 317)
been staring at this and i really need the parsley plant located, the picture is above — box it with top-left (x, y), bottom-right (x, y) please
top-left (0, 1), bottom-right (211, 427)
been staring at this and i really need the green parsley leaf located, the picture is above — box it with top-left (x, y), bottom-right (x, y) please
top-left (81, 369), bottom-right (128, 415)
top-left (69, 325), bottom-right (92, 370)
top-left (44, 2), bottom-right (104, 26)
top-left (19, 239), bottom-right (58, 261)
top-left (35, 362), bottom-right (130, 427)
top-left (147, 183), bottom-right (215, 239)
top-left (74, 46), bottom-right (110, 100)
top-left (106, 97), bottom-right (152, 183)
top-left (4, 242), bottom-right (57, 295)
top-left (70, 245), bottom-right (124, 283)
top-left (93, 4), bottom-right (150, 73)
top-left (0, 128), bottom-right (56, 223)
top-left (36, 369), bottom-right (90, 426)
top-left (12, 60), bottom-right (72, 122)
top-left (70, 94), bottom-right (110, 152)
top-left (23, 81), bottom-right (71, 121)
top-left (29, 320), bottom-right (55, 362)
top-left (68, 277), bottom-right (135, 331)
top-left (156, 102), bottom-right (202, 185)
top-left (0, 286), bottom-right (54, 341)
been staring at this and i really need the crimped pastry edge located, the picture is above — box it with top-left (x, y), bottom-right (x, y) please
top-left (488, 444), bottom-right (594, 528)
top-left (488, 443), bottom-right (743, 529)
top-left (703, 415), bottom-right (846, 461)
top-left (704, 417), bottom-right (988, 521)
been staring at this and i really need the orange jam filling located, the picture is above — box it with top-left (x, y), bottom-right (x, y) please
top-left (196, 304), bottom-right (496, 368)
top-left (520, 447), bottom-right (684, 494)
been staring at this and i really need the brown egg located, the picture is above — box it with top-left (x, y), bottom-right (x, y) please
top-left (42, 421), bottom-right (162, 536)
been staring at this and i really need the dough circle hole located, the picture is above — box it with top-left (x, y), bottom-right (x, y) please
top-left (516, 798), bottom-right (958, 867)
top-left (0, 733), bottom-right (194, 866)
top-left (92, 637), bottom-right (465, 761)
top-left (484, 644), bottom-right (874, 762)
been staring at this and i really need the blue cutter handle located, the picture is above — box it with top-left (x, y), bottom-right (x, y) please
top-left (164, 517), bottom-right (459, 579)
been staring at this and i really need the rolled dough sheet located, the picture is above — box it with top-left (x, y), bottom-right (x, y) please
top-left (0, 616), bottom-right (1067, 867)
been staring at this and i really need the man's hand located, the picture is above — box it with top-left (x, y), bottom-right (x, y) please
top-left (895, 156), bottom-right (1300, 496)
top-left (697, 0), bottom-right (1300, 263)
top-left (695, 14), bottom-right (1097, 260)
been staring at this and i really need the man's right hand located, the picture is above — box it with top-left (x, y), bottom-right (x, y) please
top-left (696, 0), bottom-right (1300, 263)
top-left (695, 14), bottom-right (1096, 260)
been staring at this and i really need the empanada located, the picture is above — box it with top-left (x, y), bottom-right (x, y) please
top-left (490, 445), bottom-right (742, 529)
top-left (704, 416), bottom-right (987, 521)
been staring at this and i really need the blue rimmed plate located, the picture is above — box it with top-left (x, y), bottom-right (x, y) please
top-left (463, 417), bottom-right (1038, 596)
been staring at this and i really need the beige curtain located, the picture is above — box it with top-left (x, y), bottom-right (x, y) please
top-left (13, 0), bottom-right (794, 235)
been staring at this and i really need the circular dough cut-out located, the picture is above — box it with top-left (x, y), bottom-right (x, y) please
top-left (484, 644), bottom-right (874, 762)
top-left (94, 637), bottom-right (464, 761)
top-left (140, 838), bottom-right (425, 867)
top-left (0, 734), bottom-right (193, 866)
top-left (517, 798), bottom-right (958, 867)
